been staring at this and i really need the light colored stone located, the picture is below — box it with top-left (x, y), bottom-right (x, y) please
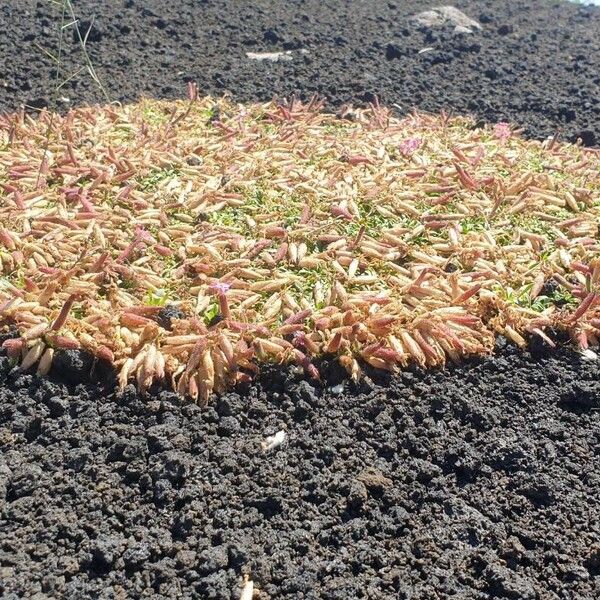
top-left (454, 25), bottom-right (474, 35)
top-left (246, 51), bottom-right (294, 62)
top-left (412, 9), bottom-right (446, 28)
top-left (411, 6), bottom-right (482, 34)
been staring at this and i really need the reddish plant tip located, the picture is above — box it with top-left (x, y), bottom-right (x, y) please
top-left (493, 122), bottom-right (512, 142)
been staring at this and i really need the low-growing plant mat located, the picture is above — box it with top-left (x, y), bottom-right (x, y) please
top-left (1, 96), bottom-right (599, 399)
top-left (0, 343), bottom-right (598, 598)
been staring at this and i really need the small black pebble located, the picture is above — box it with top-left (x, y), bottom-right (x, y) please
top-left (207, 313), bottom-right (224, 328)
top-left (156, 304), bottom-right (187, 330)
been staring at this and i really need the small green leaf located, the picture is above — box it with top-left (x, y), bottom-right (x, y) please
top-left (146, 288), bottom-right (169, 306)
top-left (460, 216), bottom-right (487, 234)
top-left (203, 302), bottom-right (220, 325)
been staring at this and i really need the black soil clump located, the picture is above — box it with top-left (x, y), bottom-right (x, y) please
top-left (156, 304), bottom-right (187, 331)
top-left (1, 345), bottom-right (598, 599)
top-left (0, 1), bottom-right (598, 145)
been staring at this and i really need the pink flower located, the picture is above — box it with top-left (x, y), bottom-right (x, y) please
top-left (494, 122), bottom-right (512, 142)
top-left (209, 281), bottom-right (231, 295)
top-left (209, 281), bottom-right (232, 320)
top-left (135, 225), bottom-right (155, 244)
top-left (399, 137), bottom-right (422, 157)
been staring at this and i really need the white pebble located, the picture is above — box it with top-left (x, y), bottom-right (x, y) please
top-left (262, 430), bottom-right (286, 452)
top-left (246, 51), bottom-right (293, 62)
top-left (580, 349), bottom-right (598, 360)
top-left (240, 577), bottom-right (253, 600)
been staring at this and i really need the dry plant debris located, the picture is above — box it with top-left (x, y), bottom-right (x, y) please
top-left (1, 94), bottom-right (599, 402)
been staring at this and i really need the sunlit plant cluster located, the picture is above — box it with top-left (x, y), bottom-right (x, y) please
top-left (0, 94), bottom-right (599, 401)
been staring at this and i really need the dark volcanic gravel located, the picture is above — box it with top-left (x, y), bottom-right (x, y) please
top-left (1, 341), bottom-right (599, 599)
top-left (1, 1), bottom-right (600, 598)
top-left (0, 0), bottom-right (599, 145)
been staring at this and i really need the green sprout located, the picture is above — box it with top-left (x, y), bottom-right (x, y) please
top-left (160, 254), bottom-right (182, 278)
top-left (243, 187), bottom-right (267, 208)
top-left (146, 288), bottom-right (169, 307)
top-left (112, 124), bottom-right (135, 142)
top-left (549, 287), bottom-right (577, 308)
top-left (201, 105), bottom-right (218, 122)
top-left (460, 216), bottom-right (487, 234)
top-left (495, 282), bottom-right (577, 313)
top-left (239, 187), bottom-right (304, 228)
top-left (526, 155), bottom-right (546, 173)
top-left (203, 301), bottom-right (221, 325)
top-left (207, 207), bottom-right (248, 232)
top-left (138, 167), bottom-right (179, 191)
top-left (529, 288), bottom-right (577, 312)
top-left (119, 277), bottom-right (136, 290)
top-left (510, 215), bottom-right (558, 239)
top-left (71, 305), bottom-right (86, 320)
top-left (13, 271), bottom-right (25, 289)
top-left (323, 123), bottom-right (348, 136)
top-left (289, 265), bottom-right (332, 309)
top-left (261, 123), bottom-right (278, 135)
top-left (538, 246), bottom-right (557, 262)
top-left (142, 105), bottom-right (169, 126)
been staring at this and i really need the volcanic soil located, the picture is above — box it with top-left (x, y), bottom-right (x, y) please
top-left (1, 0), bottom-right (600, 599)
top-left (1, 341), bottom-right (599, 599)
top-left (0, 0), bottom-right (599, 145)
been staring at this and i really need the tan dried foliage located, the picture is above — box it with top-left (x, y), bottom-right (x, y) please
top-left (1, 96), bottom-right (599, 401)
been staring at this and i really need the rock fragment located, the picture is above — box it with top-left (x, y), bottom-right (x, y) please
top-left (357, 467), bottom-right (393, 491)
top-left (246, 49), bottom-right (309, 62)
top-left (411, 6), bottom-right (482, 34)
top-left (246, 51), bottom-right (294, 62)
